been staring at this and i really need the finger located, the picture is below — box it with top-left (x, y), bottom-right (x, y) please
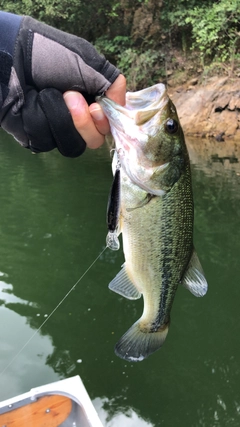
top-left (106, 74), bottom-right (126, 106)
top-left (63, 91), bottom-right (105, 149)
top-left (90, 74), bottom-right (127, 134)
top-left (89, 103), bottom-right (110, 135)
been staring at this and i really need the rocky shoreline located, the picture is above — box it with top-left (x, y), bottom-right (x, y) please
top-left (169, 76), bottom-right (240, 141)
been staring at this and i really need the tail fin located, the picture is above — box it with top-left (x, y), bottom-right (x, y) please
top-left (115, 320), bottom-right (169, 362)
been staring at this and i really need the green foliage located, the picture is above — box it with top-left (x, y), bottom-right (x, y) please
top-left (0, 0), bottom-right (239, 80)
top-left (0, 0), bottom-right (70, 25)
top-left (0, 0), bottom-right (123, 39)
top-left (94, 35), bottom-right (131, 64)
top-left (95, 36), bottom-right (165, 90)
top-left (185, 0), bottom-right (240, 63)
top-left (119, 48), bottom-right (165, 90)
top-left (159, 0), bottom-right (211, 50)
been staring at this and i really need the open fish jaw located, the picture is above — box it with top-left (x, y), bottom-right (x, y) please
top-left (98, 84), bottom-right (171, 194)
top-left (98, 83), bottom-right (168, 138)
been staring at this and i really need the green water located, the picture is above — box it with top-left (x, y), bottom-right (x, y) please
top-left (0, 129), bottom-right (239, 426)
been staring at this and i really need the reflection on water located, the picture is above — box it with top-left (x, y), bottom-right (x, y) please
top-left (93, 397), bottom-right (154, 426)
top-left (0, 307), bottom-right (57, 400)
top-left (188, 137), bottom-right (240, 178)
top-left (0, 272), bottom-right (38, 307)
top-left (0, 130), bottom-right (240, 426)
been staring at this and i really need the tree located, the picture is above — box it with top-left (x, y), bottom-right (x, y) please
top-left (185, 0), bottom-right (240, 64)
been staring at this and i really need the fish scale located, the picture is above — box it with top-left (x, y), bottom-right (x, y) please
top-left (98, 83), bottom-right (208, 362)
top-left (121, 165), bottom-right (193, 333)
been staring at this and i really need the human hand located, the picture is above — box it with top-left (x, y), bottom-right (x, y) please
top-left (0, 12), bottom-right (123, 157)
top-left (63, 74), bottom-right (126, 149)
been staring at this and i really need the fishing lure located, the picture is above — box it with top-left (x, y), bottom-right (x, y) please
top-left (106, 153), bottom-right (121, 251)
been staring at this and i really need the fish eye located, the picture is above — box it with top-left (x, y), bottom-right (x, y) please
top-left (164, 119), bottom-right (179, 134)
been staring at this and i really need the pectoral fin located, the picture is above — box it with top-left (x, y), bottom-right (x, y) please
top-left (126, 193), bottom-right (155, 212)
top-left (109, 263), bottom-right (141, 300)
top-left (181, 249), bottom-right (208, 297)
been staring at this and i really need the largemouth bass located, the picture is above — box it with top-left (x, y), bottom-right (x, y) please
top-left (98, 83), bottom-right (208, 362)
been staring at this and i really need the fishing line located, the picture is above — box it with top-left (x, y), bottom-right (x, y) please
top-left (0, 245), bottom-right (107, 378)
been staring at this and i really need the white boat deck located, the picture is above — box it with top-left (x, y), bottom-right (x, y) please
top-left (0, 375), bottom-right (104, 427)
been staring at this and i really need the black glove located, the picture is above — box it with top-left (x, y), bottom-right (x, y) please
top-left (0, 12), bottom-right (120, 157)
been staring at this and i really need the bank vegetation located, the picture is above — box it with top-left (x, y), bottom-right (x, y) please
top-left (1, 0), bottom-right (240, 90)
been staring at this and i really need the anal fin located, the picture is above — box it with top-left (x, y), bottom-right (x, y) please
top-left (109, 263), bottom-right (141, 300)
top-left (181, 249), bottom-right (208, 297)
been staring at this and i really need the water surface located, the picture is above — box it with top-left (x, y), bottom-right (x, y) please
top-left (0, 130), bottom-right (239, 426)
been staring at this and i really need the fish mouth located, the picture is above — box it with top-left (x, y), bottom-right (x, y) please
top-left (97, 83), bottom-right (168, 139)
top-left (97, 84), bottom-right (170, 192)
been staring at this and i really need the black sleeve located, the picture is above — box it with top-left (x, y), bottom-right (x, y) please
top-left (0, 12), bottom-right (120, 157)
top-left (0, 12), bottom-right (21, 108)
